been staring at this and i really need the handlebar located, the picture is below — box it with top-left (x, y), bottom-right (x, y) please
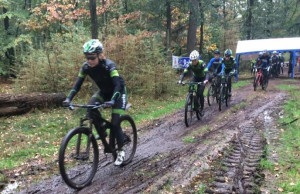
top-left (68, 103), bottom-right (110, 110)
top-left (182, 81), bottom-right (205, 86)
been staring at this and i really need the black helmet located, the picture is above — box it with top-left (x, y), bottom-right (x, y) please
top-left (224, 49), bottom-right (232, 57)
top-left (214, 50), bottom-right (220, 55)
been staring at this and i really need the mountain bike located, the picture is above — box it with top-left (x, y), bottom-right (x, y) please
top-left (207, 74), bottom-right (220, 106)
top-left (182, 82), bottom-right (205, 127)
top-left (218, 74), bottom-right (230, 111)
top-left (59, 103), bottom-right (137, 190)
top-left (253, 67), bottom-right (269, 91)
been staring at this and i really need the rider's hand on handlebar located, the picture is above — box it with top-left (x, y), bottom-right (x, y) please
top-left (62, 98), bottom-right (71, 107)
top-left (104, 100), bottom-right (115, 107)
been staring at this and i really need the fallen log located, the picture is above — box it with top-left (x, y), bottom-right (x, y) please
top-left (0, 93), bottom-right (66, 117)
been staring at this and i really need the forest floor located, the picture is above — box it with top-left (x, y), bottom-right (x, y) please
top-left (1, 76), bottom-right (300, 194)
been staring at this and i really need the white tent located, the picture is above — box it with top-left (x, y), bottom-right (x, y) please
top-left (235, 37), bottom-right (300, 78)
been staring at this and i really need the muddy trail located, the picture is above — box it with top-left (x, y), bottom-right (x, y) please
top-left (10, 79), bottom-right (296, 194)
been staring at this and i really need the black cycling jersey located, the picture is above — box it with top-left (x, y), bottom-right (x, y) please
top-left (67, 59), bottom-right (125, 101)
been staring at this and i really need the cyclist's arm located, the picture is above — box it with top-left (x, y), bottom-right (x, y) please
top-left (219, 63), bottom-right (225, 75)
top-left (67, 64), bottom-right (87, 101)
top-left (206, 58), bottom-right (214, 72)
top-left (179, 68), bottom-right (187, 81)
top-left (108, 61), bottom-right (122, 101)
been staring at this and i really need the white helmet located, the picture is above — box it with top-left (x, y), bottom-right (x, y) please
top-left (83, 39), bottom-right (103, 54)
top-left (189, 50), bottom-right (200, 60)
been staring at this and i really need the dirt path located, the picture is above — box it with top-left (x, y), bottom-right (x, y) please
top-left (14, 79), bottom-right (297, 194)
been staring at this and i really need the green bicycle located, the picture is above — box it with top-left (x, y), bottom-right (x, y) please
top-left (182, 82), bottom-right (205, 127)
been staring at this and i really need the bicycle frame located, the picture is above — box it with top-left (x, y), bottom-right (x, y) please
top-left (255, 68), bottom-right (263, 86)
top-left (71, 104), bottom-right (115, 153)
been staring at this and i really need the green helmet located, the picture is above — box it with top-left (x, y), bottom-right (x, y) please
top-left (83, 39), bottom-right (103, 54)
top-left (224, 49), bottom-right (232, 57)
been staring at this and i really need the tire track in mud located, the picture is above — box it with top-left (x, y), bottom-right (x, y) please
top-left (205, 121), bottom-right (265, 193)
top-left (185, 85), bottom-right (287, 193)
top-left (18, 80), bottom-right (289, 194)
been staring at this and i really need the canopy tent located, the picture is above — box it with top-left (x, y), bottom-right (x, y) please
top-left (235, 37), bottom-right (300, 78)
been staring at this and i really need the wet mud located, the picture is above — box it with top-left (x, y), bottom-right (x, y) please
top-left (5, 79), bottom-right (297, 193)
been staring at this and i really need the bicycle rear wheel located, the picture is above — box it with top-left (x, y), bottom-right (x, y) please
top-left (185, 93), bottom-right (193, 127)
top-left (207, 85), bottom-right (215, 106)
top-left (59, 127), bottom-right (99, 189)
top-left (120, 115), bottom-right (137, 166)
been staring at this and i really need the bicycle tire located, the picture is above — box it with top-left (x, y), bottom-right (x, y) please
top-left (253, 76), bottom-right (257, 91)
top-left (185, 93), bottom-right (193, 127)
top-left (218, 85), bottom-right (223, 111)
top-left (207, 85), bottom-right (214, 106)
top-left (59, 127), bottom-right (99, 190)
top-left (119, 115), bottom-right (137, 166)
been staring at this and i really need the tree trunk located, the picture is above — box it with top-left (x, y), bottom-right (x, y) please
top-left (0, 93), bottom-right (66, 117)
top-left (222, 0), bottom-right (226, 50)
top-left (102, 0), bottom-right (107, 36)
top-left (166, 0), bottom-right (171, 53)
top-left (199, 0), bottom-right (204, 55)
top-left (89, 0), bottom-right (98, 39)
top-left (266, 0), bottom-right (272, 37)
top-left (3, 7), bottom-right (15, 68)
top-left (246, 0), bottom-right (254, 40)
top-left (187, 0), bottom-right (199, 55)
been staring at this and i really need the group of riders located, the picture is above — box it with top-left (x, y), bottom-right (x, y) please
top-left (177, 48), bottom-right (237, 116)
top-left (251, 50), bottom-right (285, 78)
top-left (61, 39), bottom-right (236, 166)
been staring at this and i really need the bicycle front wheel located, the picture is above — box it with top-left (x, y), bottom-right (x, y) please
top-left (120, 115), bottom-right (137, 166)
top-left (253, 76), bottom-right (258, 91)
top-left (225, 86), bottom-right (228, 107)
top-left (59, 127), bottom-right (99, 189)
top-left (207, 85), bottom-right (215, 106)
top-left (218, 85), bottom-right (224, 111)
top-left (185, 93), bottom-right (193, 127)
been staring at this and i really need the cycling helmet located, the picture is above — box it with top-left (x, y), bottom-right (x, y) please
top-left (262, 49), bottom-right (268, 54)
top-left (83, 39), bottom-right (103, 54)
top-left (272, 51), bottom-right (277, 54)
top-left (189, 50), bottom-right (200, 60)
top-left (259, 52), bottom-right (263, 56)
top-left (214, 49), bottom-right (220, 55)
top-left (224, 49), bottom-right (232, 57)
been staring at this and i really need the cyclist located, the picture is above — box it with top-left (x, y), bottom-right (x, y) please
top-left (271, 51), bottom-right (279, 77)
top-left (279, 53), bottom-right (284, 74)
top-left (62, 39), bottom-right (127, 166)
top-left (259, 49), bottom-right (271, 85)
top-left (178, 50), bottom-right (208, 115)
top-left (205, 49), bottom-right (223, 82)
top-left (219, 49), bottom-right (236, 97)
top-left (254, 52), bottom-right (263, 69)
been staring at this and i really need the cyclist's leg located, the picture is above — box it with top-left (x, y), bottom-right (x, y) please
top-left (111, 88), bottom-right (127, 151)
top-left (225, 70), bottom-right (232, 96)
top-left (198, 84), bottom-right (205, 110)
top-left (262, 69), bottom-right (267, 85)
top-left (87, 91), bottom-right (107, 138)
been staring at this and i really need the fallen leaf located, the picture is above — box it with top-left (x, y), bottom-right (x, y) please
top-left (278, 187), bottom-right (284, 192)
top-left (290, 182), bottom-right (295, 186)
